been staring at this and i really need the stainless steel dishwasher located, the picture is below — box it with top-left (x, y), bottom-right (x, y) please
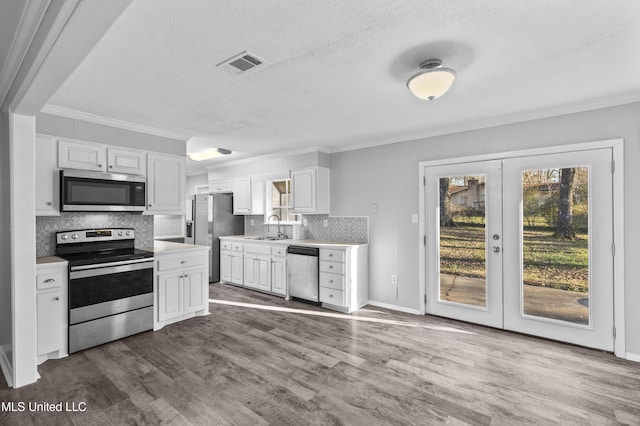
top-left (287, 245), bottom-right (320, 302)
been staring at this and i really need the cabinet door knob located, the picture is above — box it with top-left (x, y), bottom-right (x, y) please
top-left (329, 265), bottom-right (333, 269)
top-left (44, 278), bottom-right (55, 283)
top-left (148, 204), bottom-right (152, 207)
top-left (46, 201), bottom-right (52, 206)
top-left (98, 164), bottom-right (102, 167)
top-left (54, 296), bottom-right (60, 301)
top-left (329, 294), bottom-right (333, 298)
top-left (109, 165), bottom-right (113, 168)
top-left (329, 253), bottom-right (333, 257)
top-left (180, 261), bottom-right (187, 264)
top-left (329, 279), bottom-right (333, 283)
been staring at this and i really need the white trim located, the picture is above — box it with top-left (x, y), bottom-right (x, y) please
top-left (367, 300), bottom-right (421, 315)
top-left (418, 138), bottom-right (626, 358)
top-left (206, 146), bottom-right (330, 170)
top-left (0, 0), bottom-right (50, 109)
top-left (0, 344), bottom-right (14, 388)
top-left (612, 140), bottom-right (625, 357)
top-left (418, 166), bottom-right (427, 315)
top-left (41, 105), bottom-right (188, 140)
top-left (626, 352), bottom-right (640, 363)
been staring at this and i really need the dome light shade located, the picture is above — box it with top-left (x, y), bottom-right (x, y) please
top-left (407, 59), bottom-right (456, 100)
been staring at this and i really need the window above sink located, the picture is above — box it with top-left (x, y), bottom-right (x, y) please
top-left (265, 178), bottom-right (300, 225)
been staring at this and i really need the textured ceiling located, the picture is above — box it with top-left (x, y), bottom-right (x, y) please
top-left (47, 0), bottom-right (640, 174)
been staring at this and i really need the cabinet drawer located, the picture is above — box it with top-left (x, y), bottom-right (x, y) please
top-left (232, 243), bottom-right (244, 252)
top-left (221, 241), bottom-right (232, 250)
top-left (320, 249), bottom-right (345, 263)
top-left (244, 244), bottom-right (271, 255)
top-left (320, 287), bottom-right (345, 306)
top-left (37, 271), bottom-right (63, 290)
top-left (157, 254), bottom-right (205, 271)
top-left (272, 246), bottom-right (287, 256)
top-left (320, 272), bottom-right (345, 290)
top-left (319, 261), bottom-right (344, 274)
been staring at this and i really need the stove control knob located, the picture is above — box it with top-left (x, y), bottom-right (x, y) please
top-left (61, 234), bottom-right (69, 240)
top-left (71, 234), bottom-right (79, 239)
top-left (126, 231), bottom-right (132, 236)
top-left (118, 232), bottom-right (123, 236)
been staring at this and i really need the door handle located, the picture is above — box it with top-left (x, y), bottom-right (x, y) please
top-left (493, 246), bottom-right (501, 253)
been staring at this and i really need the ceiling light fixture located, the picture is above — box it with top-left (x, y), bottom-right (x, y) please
top-left (407, 59), bottom-right (456, 100)
top-left (188, 148), bottom-right (232, 161)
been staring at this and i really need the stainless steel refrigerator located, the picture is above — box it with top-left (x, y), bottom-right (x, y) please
top-left (189, 193), bottom-right (244, 282)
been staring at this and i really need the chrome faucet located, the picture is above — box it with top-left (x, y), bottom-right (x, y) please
top-left (267, 214), bottom-right (283, 239)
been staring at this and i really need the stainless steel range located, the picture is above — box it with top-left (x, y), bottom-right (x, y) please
top-left (55, 228), bottom-right (154, 353)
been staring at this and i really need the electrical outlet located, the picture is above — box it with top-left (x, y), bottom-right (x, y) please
top-left (411, 213), bottom-right (418, 223)
top-left (391, 275), bottom-right (397, 285)
top-left (371, 203), bottom-right (378, 214)
top-left (250, 219), bottom-right (255, 226)
top-left (323, 219), bottom-right (328, 227)
top-left (303, 218), bottom-right (308, 226)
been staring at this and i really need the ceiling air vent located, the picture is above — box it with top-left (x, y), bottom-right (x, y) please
top-left (217, 51), bottom-right (265, 75)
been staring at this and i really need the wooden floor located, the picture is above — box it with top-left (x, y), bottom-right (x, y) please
top-left (2, 283), bottom-right (640, 425)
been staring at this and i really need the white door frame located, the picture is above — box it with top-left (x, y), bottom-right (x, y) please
top-left (418, 138), bottom-right (625, 358)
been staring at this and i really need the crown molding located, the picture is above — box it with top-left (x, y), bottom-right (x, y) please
top-left (41, 104), bottom-right (189, 140)
top-left (0, 0), bottom-right (51, 109)
top-left (328, 93), bottom-right (640, 155)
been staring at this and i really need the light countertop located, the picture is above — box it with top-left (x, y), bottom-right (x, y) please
top-left (143, 240), bottom-right (210, 254)
top-left (220, 235), bottom-right (367, 247)
top-left (36, 256), bottom-right (68, 265)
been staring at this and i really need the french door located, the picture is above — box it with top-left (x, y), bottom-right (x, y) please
top-left (425, 148), bottom-right (614, 351)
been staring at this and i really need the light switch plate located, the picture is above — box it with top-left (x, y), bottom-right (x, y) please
top-left (411, 213), bottom-right (418, 223)
top-left (250, 219), bottom-right (255, 226)
top-left (323, 219), bottom-right (328, 227)
top-left (371, 203), bottom-right (378, 213)
top-left (303, 218), bottom-right (308, 226)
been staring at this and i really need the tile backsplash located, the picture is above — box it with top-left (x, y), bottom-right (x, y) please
top-left (244, 214), bottom-right (368, 243)
top-left (36, 213), bottom-right (154, 257)
top-left (154, 215), bottom-right (184, 237)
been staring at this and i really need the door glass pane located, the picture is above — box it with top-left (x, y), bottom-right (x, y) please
top-left (521, 167), bottom-right (589, 325)
top-left (439, 175), bottom-right (486, 307)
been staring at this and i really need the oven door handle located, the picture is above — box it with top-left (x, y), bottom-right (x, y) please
top-left (70, 260), bottom-right (153, 279)
top-left (70, 257), bottom-right (153, 272)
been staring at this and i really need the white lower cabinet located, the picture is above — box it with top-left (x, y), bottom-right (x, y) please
top-left (36, 261), bottom-right (68, 363)
top-left (319, 246), bottom-right (368, 313)
top-left (155, 249), bottom-right (209, 330)
top-left (271, 251), bottom-right (287, 296)
top-left (220, 239), bottom-right (288, 297)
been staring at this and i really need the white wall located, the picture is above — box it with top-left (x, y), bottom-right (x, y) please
top-left (36, 112), bottom-right (186, 156)
top-left (207, 150), bottom-right (330, 180)
top-left (330, 102), bottom-right (640, 355)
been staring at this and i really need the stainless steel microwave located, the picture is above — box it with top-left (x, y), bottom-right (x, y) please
top-left (60, 170), bottom-right (146, 212)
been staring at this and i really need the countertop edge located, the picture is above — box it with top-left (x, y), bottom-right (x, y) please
top-left (219, 235), bottom-right (368, 247)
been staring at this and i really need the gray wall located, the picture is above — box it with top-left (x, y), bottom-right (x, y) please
top-left (330, 101), bottom-right (640, 354)
top-left (0, 110), bottom-right (13, 368)
top-left (36, 112), bottom-right (186, 156)
top-left (186, 173), bottom-right (208, 195)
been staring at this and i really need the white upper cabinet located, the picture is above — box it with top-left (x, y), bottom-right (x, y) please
top-left (58, 139), bottom-right (146, 175)
top-left (147, 153), bottom-right (185, 214)
top-left (232, 177), bottom-right (252, 214)
top-left (291, 166), bottom-right (330, 214)
top-left (210, 179), bottom-right (232, 193)
top-left (35, 135), bottom-right (60, 216)
top-left (107, 148), bottom-right (146, 175)
top-left (58, 140), bottom-right (106, 172)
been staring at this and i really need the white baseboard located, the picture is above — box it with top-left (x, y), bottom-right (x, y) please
top-left (0, 344), bottom-right (14, 388)
top-left (626, 352), bottom-right (640, 363)
top-left (366, 300), bottom-right (421, 315)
